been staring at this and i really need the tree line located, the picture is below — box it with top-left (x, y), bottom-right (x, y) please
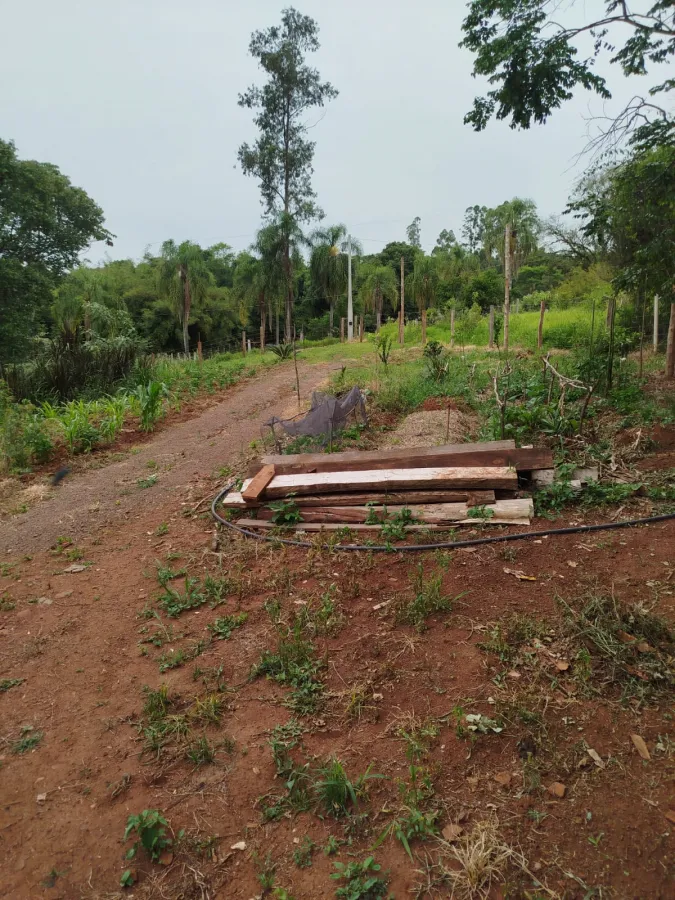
top-left (1, 3), bottom-right (673, 378)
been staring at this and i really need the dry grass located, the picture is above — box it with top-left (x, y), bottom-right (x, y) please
top-left (424, 820), bottom-right (557, 900)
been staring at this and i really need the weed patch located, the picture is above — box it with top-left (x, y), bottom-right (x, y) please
top-left (252, 618), bottom-right (325, 714)
top-left (396, 565), bottom-right (455, 631)
top-left (207, 612), bottom-right (248, 640)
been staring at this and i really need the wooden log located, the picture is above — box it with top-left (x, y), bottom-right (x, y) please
top-left (236, 515), bottom-right (531, 532)
top-left (221, 486), bottom-right (497, 509)
top-left (254, 441), bottom-right (552, 476)
top-left (265, 466), bottom-right (518, 499)
top-left (241, 464), bottom-right (275, 502)
top-left (256, 499), bottom-right (532, 524)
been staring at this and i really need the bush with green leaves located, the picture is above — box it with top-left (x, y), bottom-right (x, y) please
top-left (270, 342), bottom-right (294, 360)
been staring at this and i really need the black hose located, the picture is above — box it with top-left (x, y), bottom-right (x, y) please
top-left (211, 483), bottom-right (675, 553)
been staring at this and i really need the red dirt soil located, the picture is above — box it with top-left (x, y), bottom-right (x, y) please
top-left (1, 365), bottom-right (674, 900)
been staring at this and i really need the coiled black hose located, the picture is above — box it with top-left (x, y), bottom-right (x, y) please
top-left (211, 483), bottom-right (675, 553)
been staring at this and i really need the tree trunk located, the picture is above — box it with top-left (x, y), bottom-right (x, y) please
top-left (450, 308), bottom-right (455, 348)
top-left (376, 309), bottom-right (382, 332)
top-left (329, 302), bottom-right (334, 336)
top-left (537, 299), bottom-right (545, 350)
top-left (503, 223), bottom-right (511, 354)
top-left (653, 294), bottom-right (659, 352)
top-left (182, 271), bottom-right (191, 356)
top-left (399, 256), bottom-right (405, 346)
top-left (259, 292), bottom-right (266, 353)
top-left (639, 280), bottom-right (647, 379)
top-left (488, 306), bottom-right (495, 349)
top-left (275, 304), bottom-right (280, 346)
top-left (421, 307), bottom-right (427, 344)
top-left (666, 301), bottom-right (675, 379)
top-left (359, 315), bottom-right (364, 342)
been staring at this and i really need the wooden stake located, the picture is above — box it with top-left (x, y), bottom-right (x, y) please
top-left (653, 294), bottom-right (659, 352)
top-left (450, 308), bottom-right (455, 348)
top-left (503, 222), bottom-right (511, 354)
top-left (260, 324), bottom-right (266, 354)
top-left (399, 256), bottom-right (405, 345)
top-left (537, 299), bottom-right (545, 350)
top-left (340, 317), bottom-right (345, 343)
top-left (242, 330), bottom-right (247, 356)
top-left (639, 280), bottom-right (647, 378)
top-left (488, 306), bottom-right (495, 349)
top-left (359, 315), bottom-right (364, 342)
top-left (197, 338), bottom-right (203, 362)
top-left (293, 339), bottom-right (301, 410)
top-left (421, 307), bottom-right (427, 345)
top-left (666, 302), bottom-right (675, 379)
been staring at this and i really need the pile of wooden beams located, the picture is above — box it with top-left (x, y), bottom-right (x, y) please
top-left (220, 440), bottom-right (556, 534)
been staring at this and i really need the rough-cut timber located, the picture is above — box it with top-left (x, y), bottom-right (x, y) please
top-left (241, 464), bottom-right (275, 503)
top-left (255, 442), bottom-right (552, 475)
top-left (221, 486), bottom-right (497, 509)
top-left (264, 466), bottom-right (518, 498)
top-left (255, 499), bottom-right (533, 524)
top-left (236, 513), bottom-right (531, 531)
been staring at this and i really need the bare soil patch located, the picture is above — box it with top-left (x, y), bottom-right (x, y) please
top-left (0, 372), bottom-right (673, 900)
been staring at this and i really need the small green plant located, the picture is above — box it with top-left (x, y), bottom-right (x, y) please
top-left (374, 334), bottom-right (393, 367)
top-left (293, 836), bottom-right (315, 868)
top-left (155, 522), bottom-right (169, 535)
top-left (158, 576), bottom-right (207, 617)
top-left (397, 564), bottom-right (456, 631)
top-left (268, 498), bottom-right (303, 526)
top-left (208, 612), bottom-right (248, 640)
top-left (467, 504), bottom-right (495, 520)
top-left (120, 869), bottom-right (136, 888)
top-left (11, 726), bottom-right (43, 754)
top-left (0, 678), bottom-right (24, 693)
top-left (331, 856), bottom-right (389, 899)
top-left (138, 474), bottom-right (158, 489)
top-left (324, 834), bottom-right (343, 856)
top-left (123, 809), bottom-right (174, 861)
top-left (134, 380), bottom-right (169, 432)
top-left (381, 506), bottom-right (417, 541)
top-left (423, 340), bottom-right (449, 381)
top-left (186, 736), bottom-right (215, 766)
top-left (158, 648), bottom-right (187, 671)
top-left (314, 757), bottom-right (381, 819)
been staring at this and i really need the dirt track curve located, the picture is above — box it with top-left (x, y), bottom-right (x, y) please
top-left (0, 360), bottom-right (334, 555)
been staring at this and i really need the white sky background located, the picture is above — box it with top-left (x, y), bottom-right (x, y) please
top-left (1, 0), bottom-right (664, 262)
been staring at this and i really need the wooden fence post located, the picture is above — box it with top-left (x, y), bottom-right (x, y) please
top-left (242, 330), bottom-right (247, 356)
top-left (488, 306), bottom-right (495, 349)
top-left (340, 318), bottom-right (345, 343)
top-left (666, 302), bottom-right (675, 379)
top-left (503, 222), bottom-right (511, 354)
top-left (359, 315), bottom-right (364, 342)
top-left (399, 256), bottom-right (405, 345)
top-left (197, 339), bottom-right (203, 362)
top-left (450, 308), bottom-right (455, 348)
top-left (537, 300), bottom-right (546, 350)
top-left (653, 294), bottom-right (659, 352)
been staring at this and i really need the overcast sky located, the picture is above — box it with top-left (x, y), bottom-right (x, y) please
top-left (1, 1), bottom-right (652, 262)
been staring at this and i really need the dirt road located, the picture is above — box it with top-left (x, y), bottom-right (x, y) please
top-left (0, 360), bottom-right (333, 555)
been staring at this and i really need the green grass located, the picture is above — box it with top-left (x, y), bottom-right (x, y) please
top-left (377, 304), bottom-right (596, 352)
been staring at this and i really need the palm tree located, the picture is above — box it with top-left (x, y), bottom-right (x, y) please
top-left (309, 225), bottom-right (362, 336)
top-left (411, 255), bottom-right (439, 344)
top-left (358, 265), bottom-right (398, 332)
top-left (158, 240), bottom-right (212, 355)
